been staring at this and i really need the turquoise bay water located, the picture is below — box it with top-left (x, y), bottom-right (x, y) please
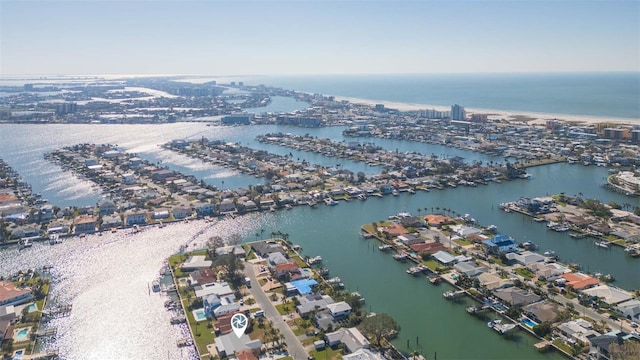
top-left (1, 122), bottom-right (638, 359)
top-left (236, 72), bottom-right (640, 119)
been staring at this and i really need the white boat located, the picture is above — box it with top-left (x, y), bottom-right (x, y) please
top-left (378, 244), bottom-right (393, 251)
top-left (595, 241), bottom-right (609, 249)
top-left (307, 256), bottom-right (323, 265)
top-left (488, 319), bottom-right (517, 334)
top-left (324, 198), bottom-right (338, 206)
top-left (19, 239), bottom-right (33, 249)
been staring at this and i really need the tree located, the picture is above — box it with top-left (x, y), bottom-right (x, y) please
top-left (532, 321), bottom-right (552, 337)
top-left (609, 341), bottom-right (640, 360)
top-left (358, 313), bottom-right (401, 347)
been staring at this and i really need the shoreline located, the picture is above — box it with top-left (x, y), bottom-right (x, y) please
top-left (331, 95), bottom-right (639, 126)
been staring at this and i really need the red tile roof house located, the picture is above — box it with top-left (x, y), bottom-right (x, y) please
top-left (561, 273), bottom-right (600, 291)
top-left (275, 262), bottom-right (301, 281)
top-left (383, 224), bottom-right (409, 238)
top-left (0, 281), bottom-right (33, 307)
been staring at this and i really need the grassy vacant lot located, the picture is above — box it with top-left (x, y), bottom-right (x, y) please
top-left (309, 347), bottom-right (343, 360)
top-left (515, 267), bottom-right (535, 279)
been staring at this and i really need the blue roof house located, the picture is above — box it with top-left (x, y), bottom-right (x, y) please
top-left (482, 235), bottom-right (519, 255)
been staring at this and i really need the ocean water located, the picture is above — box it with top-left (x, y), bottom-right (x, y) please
top-left (229, 72), bottom-right (640, 120)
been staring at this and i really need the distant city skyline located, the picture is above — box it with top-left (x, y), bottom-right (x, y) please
top-left (1, 0), bottom-right (639, 76)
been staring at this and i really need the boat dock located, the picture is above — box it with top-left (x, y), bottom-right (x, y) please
top-left (443, 290), bottom-right (466, 299)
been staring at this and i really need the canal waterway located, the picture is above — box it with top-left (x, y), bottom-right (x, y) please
top-left (1, 123), bottom-right (638, 359)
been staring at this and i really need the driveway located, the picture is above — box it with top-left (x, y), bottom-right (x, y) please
top-left (244, 262), bottom-right (309, 359)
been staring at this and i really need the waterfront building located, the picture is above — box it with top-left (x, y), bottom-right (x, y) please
top-left (98, 199), bottom-right (116, 215)
top-left (451, 104), bottom-right (466, 120)
top-left (581, 285), bottom-right (633, 306)
top-left (182, 255), bottom-right (213, 272)
top-left (194, 281), bottom-right (232, 298)
top-left (453, 261), bottom-right (488, 278)
top-left (171, 206), bottom-right (191, 219)
top-left (124, 210), bottom-right (147, 226)
top-left (482, 235), bottom-right (518, 254)
top-left (325, 327), bottom-right (370, 354)
top-left (74, 215), bottom-right (97, 234)
top-left (327, 301), bottom-right (352, 319)
top-left (213, 332), bottom-right (261, 358)
top-left (221, 113), bottom-right (254, 125)
top-left (343, 349), bottom-right (384, 360)
top-left (616, 299), bottom-right (640, 322)
top-left (557, 319), bottom-right (600, 346)
top-left (616, 171), bottom-right (640, 192)
top-left (493, 287), bottom-right (541, 306)
top-left (0, 281), bottom-right (33, 307)
top-left (296, 294), bottom-right (334, 318)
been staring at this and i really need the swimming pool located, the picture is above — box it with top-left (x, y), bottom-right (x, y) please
top-left (15, 328), bottom-right (29, 341)
top-left (27, 303), bottom-right (37, 312)
top-left (193, 309), bottom-right (207, 321)
top-left (521, 318), bottom-right (538, 328)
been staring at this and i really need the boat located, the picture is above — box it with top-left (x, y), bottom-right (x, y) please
top-left (393, 253), bottom-right (408, 261)
top-left (170, 315), bottom-right (186, 324)
top-left (428, 275), bottom-right (442, 285)
top-left (18, 239), bottom-right (33, 249)
top-left (306, 256), bottom-right (323, 265)
top-left (594, 241), bottom-right (609, 249)
top-left (49, 234), bottom-right (60, 245)
top-left (392, 189), bottom-right (399, 196)
top-left (533, 217), bottom-right (546, 222)
top-left (177, 338), bottom-right (193, 347)
top-left (543, 250), bottom-right (556, 257)
top-left (520, 241), bottom-right (537, 250)
top-left (406, 265), bottom-right (427, 276)
top-left (326, 277), bottom-right (345, 288)
top-left (551, 224), bottom-right (570, 232)
top-left (569, 232), bottom-right (587, 239)
top-left (351, 291), bottom-right (365, 303)
top-left (324, 198), bottom-right (338, 206)
top-left (443, 290), bottom-right (465, 299)
top-left (152, 280), bottom-right (161, 292)
top-left (378, 244), bottom-right (393, 251)
top-left (488, 319), bottom-right (517, 334)
top-left (486, 224), bottom-right (498, 233)
top-left (307, 200), bottom-right (317, 207)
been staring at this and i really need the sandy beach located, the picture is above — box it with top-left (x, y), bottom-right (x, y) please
top-left (333, 95), bottom-right (639, 126)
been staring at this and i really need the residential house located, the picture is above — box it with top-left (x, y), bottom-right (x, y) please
top-left (121, 173), bottom-right (136, 185)
top-left (397, 234), bottom-right (422, 246)
top-left (432, 250), bottom-right (456, 265)
top-left (125, 210), bottom-right (147, 226)
top-left (38, 204), bottom-right (54, 222)
top-left (296, 294), bottom-right (334, 318)
top-left (325, 327), bottom-right (370, 353)
top-left (0, 281), bottom-right (33, 306)
top-left (151, 169), bottom-right (174, 182)
top-left (98, 199), bottom-right (116, 215)
top-left (218, 199), bottom-right (237, 214)
top-left (383, 223), bottom-right (409, 238)
top-left (275, 262), bottom-right (301, 280)
top-left (74, 215), bottom-right (97, 234)
top-left (251, 241), bottom-right (286, 258)
top-left (194, 281), bottom-right (233, 298)
top-left (617, 299), bottom-right (640, 321)
top-left (557, 319), bottom-right (600, 345)
top-left (477, 272), bottom-right (512, 290)
top-left (453, 261), bottom-right (488, 278)
top-left (482, 235), bottom-right (519, 254)
top-left (523, 302), bottom-right (560, 323)
top-left (11, 225), bottom-right (41, 239)
top-left (424, 214), bottom-right (453, 227)
top-left (152, 210), bottom-right (170, 220)
top-left (213, 332), bottom-right (261, 358)
top-left (195, 202), bottom-right (215, 216)
top-left (189, 269), bottom-right (217, 286)
top-left (268, 252), bottom-right (289, 267)
top-left (589, 331), bottom-right (628, 360)
top-left (493, 287), bottom-right (541, 306)
top-left (505, 251), bottom-right (546, 266)
top-left (581, 285), bottom-right (633, 306)
top-left (561, 273), bottom-right (600, 291)
top-left (172, 206), bottom-right (192, 219)
top-left (327, 301), bottom-right (351, 319)
top-left (451, 224), bottom-right (482, 238)
top-left (181, 255), bottom-right (212, 271)
top-left (343, 349), bottom-right (385, 360)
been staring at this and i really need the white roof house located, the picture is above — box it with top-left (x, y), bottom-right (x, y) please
top-left (181, 255), bottom-right (212, 271)
top-left (582, 285), bottom-right (633, 305)
top-left (194, 281), bottom-right (233, 298)
top-left (432, 250), bottom-right (456, 265)
top-left (505, 251), bottom-right (546, 265)
top-left (617, 299), bottom-right (640, 321)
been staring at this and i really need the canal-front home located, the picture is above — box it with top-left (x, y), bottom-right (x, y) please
top-left (0, 281), bottom-right (33, 307)
top-left (74, 215), bottom-right (97, 234)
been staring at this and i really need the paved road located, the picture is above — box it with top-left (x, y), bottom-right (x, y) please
top-left (244, 263), bottom-right (309, 360)
top-left (550, 294), bottom-right (635, 333)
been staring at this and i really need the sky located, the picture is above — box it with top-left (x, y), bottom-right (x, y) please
top-left (1, 0), bottom-right (639, 76)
